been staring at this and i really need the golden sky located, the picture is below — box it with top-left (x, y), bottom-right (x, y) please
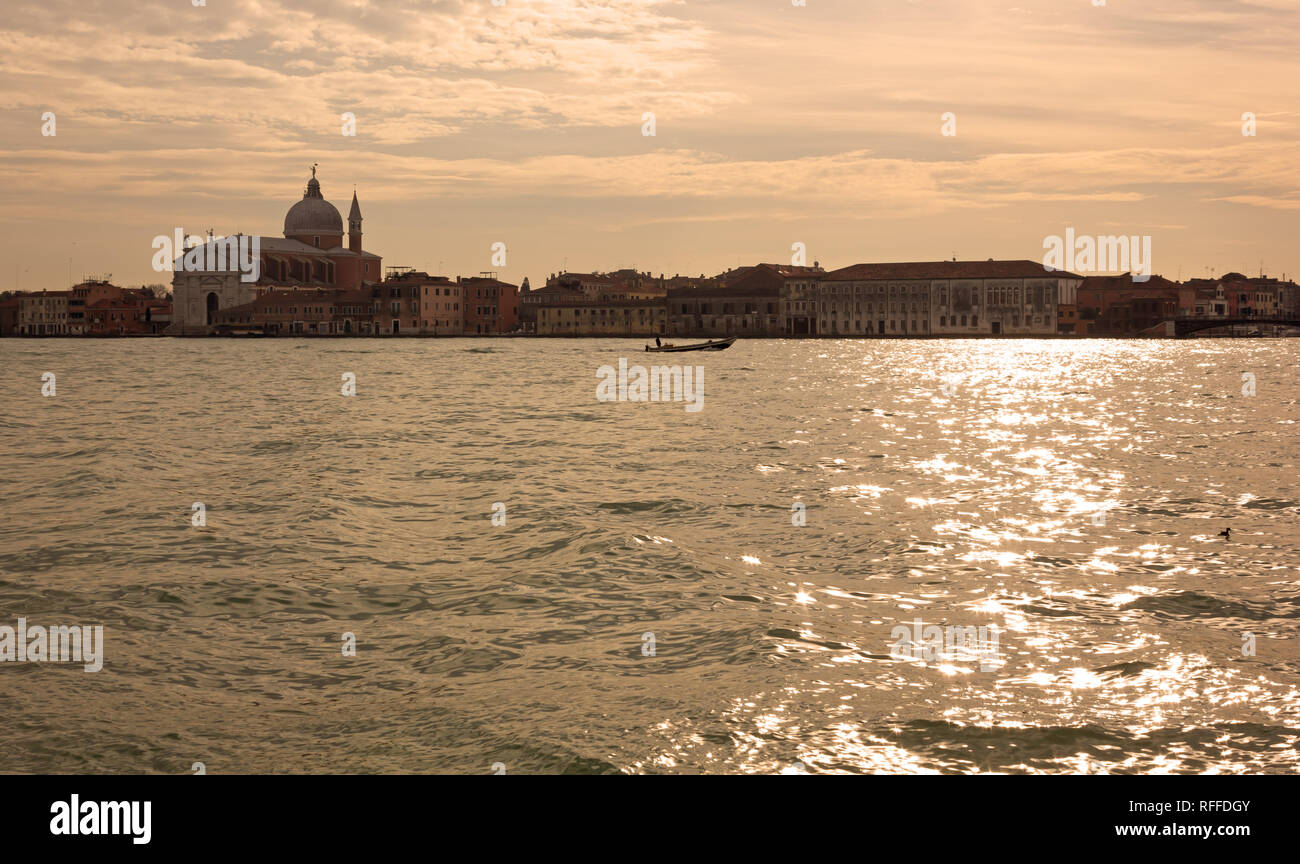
top-left (2, 0), bottom-right (1298, 290)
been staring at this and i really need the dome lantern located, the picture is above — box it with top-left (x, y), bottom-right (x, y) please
top-left (284, 166), bottom-right (343, 241)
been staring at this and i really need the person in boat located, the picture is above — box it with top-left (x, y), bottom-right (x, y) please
top-left (655, 337), bottom-right (661, 347)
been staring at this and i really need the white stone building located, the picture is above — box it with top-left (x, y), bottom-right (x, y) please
top-left (808, 260), bottom-right (1083, 336)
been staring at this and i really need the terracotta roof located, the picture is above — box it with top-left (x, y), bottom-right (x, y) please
top-left (1079, 274), bottom-right (1179, 291)
top-left (537, 298), bottom-right (663, 308)
top-left (556, 272), bottom-right (611, 282)
top-left (754, 263), bottom-right (824, 278)
top-left (385, 271), bottom-right (453, 283)
top-left (670, 267), bottom-right (781, 298)
top-left (823, 260), bottom-right (1081, 281)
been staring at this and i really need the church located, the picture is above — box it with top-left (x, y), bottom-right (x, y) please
top-left (168, 167), bottom-right (382, 334)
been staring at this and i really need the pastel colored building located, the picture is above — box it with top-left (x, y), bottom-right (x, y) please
top-left (460, 275), bottom-right (519, 334)
top-left (535, 299), bottom-right (666, 335)
top-left (17, 291), bottom-right (70, 335)
top-left (811, 260), bottom-right (1081, 337)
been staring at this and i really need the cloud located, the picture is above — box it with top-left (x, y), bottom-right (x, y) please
top-left (1, 0), bottom-right (1298, 285)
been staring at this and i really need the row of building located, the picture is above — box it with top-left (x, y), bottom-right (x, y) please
top-left (11, 262), bottom-right (1293, 339)
top-left (210, 269), bottom-right (518, 336)
top-left (520, 263), bottom-right (1299, 338)
top-left (5, 166), bottom-right (1295, 338)
top-left (0, 280), bottom-right (172, 336)
top-left (1070, 272), bottom-right (1298, 335)
top-left (527, 260), bottom-right (1082, 338)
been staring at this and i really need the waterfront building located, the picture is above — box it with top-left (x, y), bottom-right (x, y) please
top-left (211, 269), bottom-right (520, 336)
top-left (809, 260), bottom-right (1081, 336)
top-left (214, 287), bottom-right (374, 335)
top-left (378, 270), bottom-right (457, 335)
top-left (423, 276), bottom-right (464, 334)
top-left (1077, 274), bottom-right (1181, 335)
top-left (70, 280), bottom-right (171, 336)
top-left (460, 274), bottom-right (520, 334)
top-left (1221, 272), bottom-right (1280, 317)
top-left (668, 263), bottom-right (814, 336)
top-left (17, 290), bottom-right (70, 335)
top-left (546, 272), bottom-right (616, 300)
top-left (0, 295), bottom-right (19, 335)
top-left (1184, 278), bottom-right (1230, 318)
top-left (69, 279), bottom-right (126, 334)
top-left (519, 281), bottom-right (585, 331)
top-left (169, 167), bottom-right (382, 334)
top-left (604, 269), bottom-right (669, 300)
top-left (85, 293), bottom-right (171, 335)
top-left (1, 282), bottom-right (170, 336)
top-left (535, 298), bottom-right (666, 335)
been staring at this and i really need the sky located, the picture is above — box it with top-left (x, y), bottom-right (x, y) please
top-left (2, 0), bottom-right (1298, 291)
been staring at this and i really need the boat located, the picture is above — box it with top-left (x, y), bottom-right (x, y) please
top-left (645, 336), bottom-right (736, 353)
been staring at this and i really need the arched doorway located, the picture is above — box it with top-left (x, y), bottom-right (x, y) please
top-left (206, 292), bottom-right (219, 325)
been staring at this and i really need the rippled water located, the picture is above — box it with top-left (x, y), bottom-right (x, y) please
top-left (1, 338), bottom-right (1297, 774)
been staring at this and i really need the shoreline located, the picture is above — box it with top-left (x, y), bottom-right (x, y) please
top-left (3, 332), bottom-right (1295, 341)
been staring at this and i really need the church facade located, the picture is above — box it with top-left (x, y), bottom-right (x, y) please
top-left (168, 168), bottom-right (382, 335)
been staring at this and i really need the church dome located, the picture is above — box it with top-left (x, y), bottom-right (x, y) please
top-left (284, 170), bottom-right (343, 237)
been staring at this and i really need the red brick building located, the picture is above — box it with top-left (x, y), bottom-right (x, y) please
top-left (460, 274), bottom-right (519, 334)
top-left (85, 292), bottom-right (172, 335)
top-left (1077, 274), bottom-right (1181, 335)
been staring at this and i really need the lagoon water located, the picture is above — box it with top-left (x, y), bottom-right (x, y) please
top-left (1, 338), bottom-right (1298, 773)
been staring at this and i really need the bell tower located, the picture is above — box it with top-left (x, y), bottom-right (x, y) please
top-left (348, 191), bottom-right (363, 253)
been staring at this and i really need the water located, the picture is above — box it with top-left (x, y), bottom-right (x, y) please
top-left (1, 338), bottom-right (1297, 774)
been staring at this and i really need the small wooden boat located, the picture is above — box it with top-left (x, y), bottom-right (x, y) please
top-left (645, 336), bottom-right (736, 353)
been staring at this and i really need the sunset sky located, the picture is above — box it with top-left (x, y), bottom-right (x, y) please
top-left (2, 0), bottom-right (1298, 291)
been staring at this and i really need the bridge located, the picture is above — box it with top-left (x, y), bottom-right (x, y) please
top-left (1173, 317), bottom-right (1300, 337)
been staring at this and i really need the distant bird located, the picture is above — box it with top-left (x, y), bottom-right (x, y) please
top-left (1218, 527), bottom-right (1231, 539)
